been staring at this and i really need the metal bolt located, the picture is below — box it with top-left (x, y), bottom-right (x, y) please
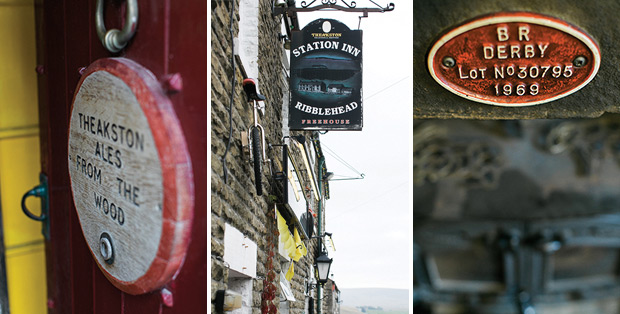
top-left (100, 232), bottom-right (115, 264)
top-left (160, 288), bottom-right (174, 307)
top-left (573, 56), bottom-right (587, 67)
top-left (35, 65), bottom-right (45, 75)
top-left (442, 56), bottom-right (456, 68)
top-left (162, 73), bottom-right (183, 93)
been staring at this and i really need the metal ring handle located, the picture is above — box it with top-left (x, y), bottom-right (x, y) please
top-left (96, 0), bottom-right (139, 53)
top-left (21, 185), bottom-right (47, 221)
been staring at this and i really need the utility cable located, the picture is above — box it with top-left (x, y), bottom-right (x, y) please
top-left (365, 76), bottom-right (409, 100)
top-left (222, 0), bottom-right (236, 184)
top-left (322, 144), bottom-right (364, 177)
top-left (319, 76), bottom-right (410, 181)
top-left (322, 146), bottom-right (359, 174)
top-left (329, 180), bottom-right (408, 218)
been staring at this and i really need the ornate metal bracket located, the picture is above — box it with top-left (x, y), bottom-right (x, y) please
top-left (273, 0), bottom-right (394, 17)
top-left (413, 123), bottom-right (505, 188)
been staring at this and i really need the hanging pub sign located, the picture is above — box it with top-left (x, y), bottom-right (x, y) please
top-left (289, 19), bottom-right (363, 130)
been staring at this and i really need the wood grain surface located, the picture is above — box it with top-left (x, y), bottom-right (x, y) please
top-left (67, 58), bottom-right (193, 295)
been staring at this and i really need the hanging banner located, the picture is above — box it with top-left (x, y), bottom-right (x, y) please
top-left (289, 19), bottom-right (363, 130)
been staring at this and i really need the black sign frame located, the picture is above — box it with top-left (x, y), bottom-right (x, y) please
top-left (289, 18), bottom-right (363, 131)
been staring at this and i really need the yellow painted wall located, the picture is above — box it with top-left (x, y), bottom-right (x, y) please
top-left (0, 0), bottom-right (47, 313)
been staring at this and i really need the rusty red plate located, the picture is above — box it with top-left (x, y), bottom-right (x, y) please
top-left (428, 12), bottom-right (600, 107)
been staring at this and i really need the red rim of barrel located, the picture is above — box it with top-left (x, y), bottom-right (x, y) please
top-left (67, 57), bottom-right (194, 295)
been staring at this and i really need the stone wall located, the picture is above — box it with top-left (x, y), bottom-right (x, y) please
top-left (323, 280), bottom-right (340, 314)
top-left (211, 1), bottom-right (323, 313)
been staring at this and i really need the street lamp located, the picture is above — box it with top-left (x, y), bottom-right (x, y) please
top-left (315, 251), bottom-right (333, 285)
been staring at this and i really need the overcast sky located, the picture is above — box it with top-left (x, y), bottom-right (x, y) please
top-left (297, 1), bottom-right (412, 289)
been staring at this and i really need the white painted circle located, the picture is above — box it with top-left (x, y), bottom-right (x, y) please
top-left (322, 21), bottom-right (331, 33)
top-left (68, 70), bottom-right (163, 283)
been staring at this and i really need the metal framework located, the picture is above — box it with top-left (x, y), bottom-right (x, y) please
top-left (273, 0), bottom-right (394, 18)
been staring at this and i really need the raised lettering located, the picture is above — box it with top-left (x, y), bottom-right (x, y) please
top-left (495, 65), bottom-right (504, 79)
top-left (524, 45), bottom-right (535, 58)
top-left (483, 45), bottom-right (494, 59)
top-left (458, 65), bottom-right (469, 79)
top-left (538, 43), bottom-right (549, 58)
top-left (518, 26), bottom-right (530, 41)
top-left (511, 45), bottom-right (521, 58)
top-left (497, 45), bottom-right (508, 59)
top-left (497, 26), bottom-right (509, 41)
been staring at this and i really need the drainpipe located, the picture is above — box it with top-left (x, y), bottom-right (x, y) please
top-left (317, 153), bottom-right (324, 314)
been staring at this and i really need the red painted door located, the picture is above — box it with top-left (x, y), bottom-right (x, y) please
top-left (34, 1), bottom-right (207, 313)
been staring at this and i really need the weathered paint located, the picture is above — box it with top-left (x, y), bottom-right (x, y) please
top-left (68, 58), bottom-right (193, 295)
top-left (0, 1), bottom-right (47, 313)
top-left (36, 0), bottom-right (207, 312)
top-left (428, 12), bottom-right (600, 107)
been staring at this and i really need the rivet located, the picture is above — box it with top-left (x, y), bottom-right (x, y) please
top-left (442, 56), bottom-right (456, 68)
top-left (160, 288), bottom-right (174, 307)
top-left (162, 73), bottom-right (183, 93)
top-left (573, 56), bottom-right (587, 67)
top-left (100, 232), bottom-right (114, 264)
top-left (35, 65), bottom-right (45, 75)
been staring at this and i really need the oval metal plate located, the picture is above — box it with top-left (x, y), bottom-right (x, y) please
top-left (428, 12), bottom-right (601, 107)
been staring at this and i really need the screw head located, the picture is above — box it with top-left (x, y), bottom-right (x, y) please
top-left (100, 233), bottom-right (115, 264)
top-left (160, 288), bottom-right (174, 307)
top-left (573, 56), bottom-right (587, 67)
top-left (442, 56), bottom-right (456, 68)
top-left (162, 73), bottom-right (183, 93)
top-left (35, 65), bottom-right (45, 75)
